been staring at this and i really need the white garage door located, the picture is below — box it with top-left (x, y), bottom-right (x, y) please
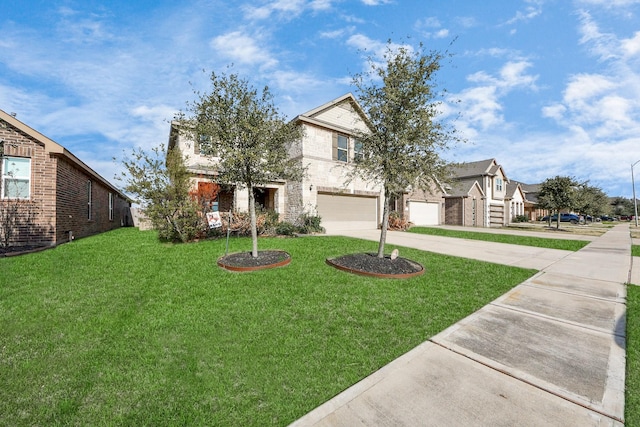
top-left (316, 193), bottom-right (378, 232)
top-left (408, 201), bottom-right (440, 226)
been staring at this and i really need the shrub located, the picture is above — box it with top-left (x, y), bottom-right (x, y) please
top-left (275, 221), bottom-right (297, 236)
top-left (296, 212), bottom-right (324, 234)
top-left (513, 215), bottom-right (529, 223)
top-left (387, 211), bottom-right (410, 230)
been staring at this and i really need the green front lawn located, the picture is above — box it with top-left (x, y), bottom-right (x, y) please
top-left (409, 226), bottom-right (589, 251)
top-left (632, 245), bottom-right (640, 257)
top-left (0, 228), bottom-right (536, 426)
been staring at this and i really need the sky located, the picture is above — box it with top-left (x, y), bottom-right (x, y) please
top-left (2, 0), bottom-right (640, 197)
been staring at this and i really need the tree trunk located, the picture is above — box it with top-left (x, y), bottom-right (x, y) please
top-left (556, 210), bottom-right (560, 229)
top-left (248, 185), bottom-right (259, 258)
top-left (377, 190), bottom-right (391, 258)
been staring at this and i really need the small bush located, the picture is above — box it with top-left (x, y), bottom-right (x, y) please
top-left (387, 211), bottom-right (410, 230)
top-left (275, 221), bottom-right (297, 236)
top-left (296, 212), bottom-right (324, 234)
top-left (513, 215), bottom-right (529, 223)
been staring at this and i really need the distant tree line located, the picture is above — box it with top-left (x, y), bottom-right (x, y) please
top-left (537, 175), bottom-right (636, 227)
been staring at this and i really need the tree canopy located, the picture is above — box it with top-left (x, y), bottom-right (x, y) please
top-left (537, 175), bottom-right (578, 229)
top-left (574, 182), bottom-right (608, 220)
top-left (119, 145), bottom-right (202, 242)
top-left (350, 40), bottom-right (461, 257)
top-left (182, 71), bottom-right (304, 257)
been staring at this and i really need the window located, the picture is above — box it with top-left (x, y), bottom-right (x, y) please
top-left (108, 192), bottom-right (114, 221)
top-left (87, 180), bottom-right (92, 220)
top-left (197, 134), bottom-right (214, 155)
top-left (354, 139), bottom-right (363, 162)
top-left (1, 157), bottom-right (31, 199)
top-left (337, 134), bottom-right (348, 162)
top-left (496, 178), bottom-right (503, 192)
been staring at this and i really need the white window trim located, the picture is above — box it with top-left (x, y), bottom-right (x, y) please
top-left (1, 156), bottom-right (31, 200)
top-left (87, 180), bottom-right (92, 220)
top-left (337, 134), bottom-right (349, 162)
top-left (108, 192), bottom-right (114, 221)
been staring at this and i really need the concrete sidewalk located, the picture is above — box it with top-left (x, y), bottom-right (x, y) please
top-left (291, 224), bottom-right (632, 426)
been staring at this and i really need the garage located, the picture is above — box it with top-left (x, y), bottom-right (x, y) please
top-left (408, 201), bottom-right (440, 226)
top-left (316, 193), bottom-right (378, 232)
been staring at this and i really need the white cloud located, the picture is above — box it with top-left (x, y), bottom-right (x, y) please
top-left (621, 31), bottom-right (640, 57)
top-left (504, 2), bottom-right (543, 25)
top-left (577, 0), bottom-right (640, 7)
top-left (415, 16), bottom-right (450, 39)
top-left (210, 31), bottom-right (279, 69)
top-left (361, 0), bottom-right (391, 5)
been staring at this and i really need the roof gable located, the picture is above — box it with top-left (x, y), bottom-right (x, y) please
top-left (445, 178), bottom-right (486, 198)
top-left (294, 93), bottom-right (370, 134)
top-left (450, 158), bottom-right (508, 181)
top-left (0, 109), bottom-right (129, 200)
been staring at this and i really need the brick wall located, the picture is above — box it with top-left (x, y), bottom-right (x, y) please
top-left (1, 116), bottom-right (130, 248)
top-left (0, 122), bottom-right (56, 247)
top-left (55, 156), bottom-right (131, 243)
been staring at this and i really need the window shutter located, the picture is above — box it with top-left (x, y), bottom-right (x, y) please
top-left (332, 132), bottom-right (338, 161)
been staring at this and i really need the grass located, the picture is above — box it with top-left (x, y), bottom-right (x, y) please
top-left (408, 226), bottom-right (590, 251)
top-left (627, 284), bottom-right (640, 426)
top-left (0, 228), bottom-right (536, 426)
top-left (633, 245), bottom-right (640, 257)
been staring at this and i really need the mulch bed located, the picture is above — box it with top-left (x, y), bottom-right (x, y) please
top-left (217, 250), bottom-right (291, 272)
top-left (327, 252), bottom-right (424, 279)
top-left (0, 245), bottom-right (51, 257)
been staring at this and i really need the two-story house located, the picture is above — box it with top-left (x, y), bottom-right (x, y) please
top-left (445, 158), bottom-right (509, 227)
top-left (169, 93), bottom-right (384, 232)
top-left (286, 93), bottom-right (384, 231)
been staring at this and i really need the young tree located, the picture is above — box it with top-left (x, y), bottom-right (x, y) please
top-left (350, 40), bottom-right (461, 258)
top-left (182, 71), bottom-right (304, 258)
top-left (538, 176), bottom-right (578, 229)
top-left (118, 144), bottom-right (202, 242)
top-left (574, 182), bottom-right (608, 221)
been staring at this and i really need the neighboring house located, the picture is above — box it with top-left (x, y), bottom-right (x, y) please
top-left (169, 93), bottom-right (384, 232)
top-left (446, 158), bottom-right (509, 227)
top-left (505, 180), bottom-right (526, 222)
top-left (402, 182), bottom-right (447, 226)
top-left (0, 109), bottom-right (131, 249)
top-left (514, 181), bottom-right (548, 221)
top-left (443, 179), bottom-right (486, 227)
top-left (168, 121), bottom-right (287, 218)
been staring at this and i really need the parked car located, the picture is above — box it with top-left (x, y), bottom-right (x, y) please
top-left (540, 213), bottom-right (580, 224)
top-left (600, 215), bottom-right (616, 221)
top-left (619, 215), bottom-right (635, 221)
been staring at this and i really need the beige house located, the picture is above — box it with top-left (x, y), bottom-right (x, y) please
top-left (286, 93), bottom-right (384, 231)
top-left (505, 180), bottom-right (526, 223)
top-left (401, 182), bottom-right (447, 226)
top-left (169, 93), bottom-right (384, 232)
top-left (446, 159), bottom-right (509, 227)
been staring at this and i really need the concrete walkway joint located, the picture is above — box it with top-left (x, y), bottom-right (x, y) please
top-left (291, 224), bottom-right (633, 426)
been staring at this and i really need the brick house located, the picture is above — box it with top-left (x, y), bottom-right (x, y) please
top-left (515, 181), bottom-right (549, 221)
top-left (0, 109), bottom-right (131, 250)
top-left (443, 179), bottom-right (486, 227)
